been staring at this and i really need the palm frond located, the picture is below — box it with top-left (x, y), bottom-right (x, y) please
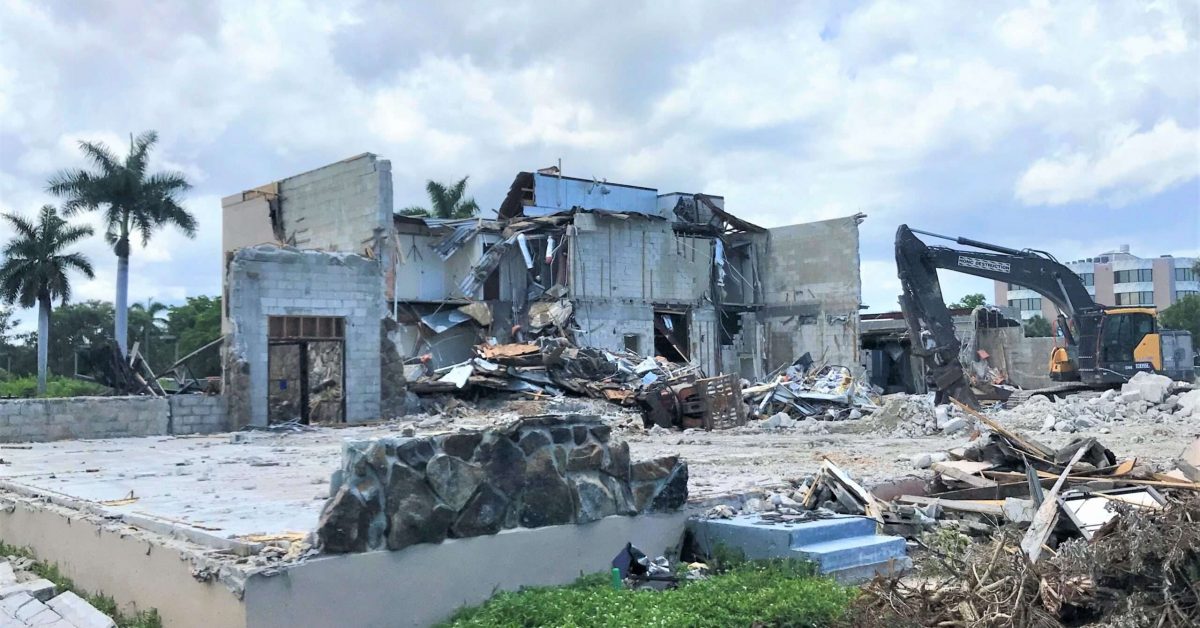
top-left (76, 140), bottom-right (120, 175)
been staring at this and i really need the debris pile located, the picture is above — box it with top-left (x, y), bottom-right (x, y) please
top-left (408, 339), bottom-right (749, 431)
top-left (857, 496), bottom-right (1200, 627)
top-left (986, 375), bottom-right (1195, 435)
top-left (741, 359), bottom-right (880, 424)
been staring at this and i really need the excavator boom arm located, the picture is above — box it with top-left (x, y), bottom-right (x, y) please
top-left (894, 225), bottom-right (1101, 408)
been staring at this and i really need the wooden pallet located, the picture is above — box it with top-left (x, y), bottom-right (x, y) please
top-left (696, 373), bottom-right (746, 430)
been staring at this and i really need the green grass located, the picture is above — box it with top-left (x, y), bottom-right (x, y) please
top-left (440, 559), bottom-right (856, 628)
top-left (0, 375), bottom-right (108, 398)
top-left (0, 541), bottom-right (162, 628)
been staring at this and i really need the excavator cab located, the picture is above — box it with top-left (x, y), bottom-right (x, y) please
top-left (1093, 307), bottom-right (1161, 382)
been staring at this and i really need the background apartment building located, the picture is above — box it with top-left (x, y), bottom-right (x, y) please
top-left (994, 245), bottom-right (1199, 320)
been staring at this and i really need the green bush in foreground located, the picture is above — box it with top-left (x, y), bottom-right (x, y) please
top-left (441, 560), bottom-right (856, 628)
top-left (0, 375), bottom-right (106, 398)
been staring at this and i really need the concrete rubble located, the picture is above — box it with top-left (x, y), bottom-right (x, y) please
top-left (0, 558), bottom-right (115, 628)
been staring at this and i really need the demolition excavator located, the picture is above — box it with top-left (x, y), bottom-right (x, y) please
top-left (895, 224), bottom-right (1182, 409)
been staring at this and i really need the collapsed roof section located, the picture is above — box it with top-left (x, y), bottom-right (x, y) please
top-left (495, 169), bottom-right (765, 235)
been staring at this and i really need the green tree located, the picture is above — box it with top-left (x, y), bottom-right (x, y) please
top-left (1024, 314), bottom-right (1053, 337)
top-left (46, 131), bottom-right (194, 356)
top-left (948, 293), bottom-right (987, 309)
top-left (45, 300), bottom-right (114, 378)
top-left (129, 300), bottom-right (171, 370)
top-left (165, 296), bottom-right (222, 377)
top-left (398, 177), bottom-right (480, 219)
top-left (0, 206), bottom-right (95, 394)
top-left (1160, 295), bottom-right (1200, 342)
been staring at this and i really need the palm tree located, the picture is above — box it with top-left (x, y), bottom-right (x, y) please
top-left (46, 131), bottom-right (194, 356)
top-left (129, 299), bottom-right (168, 364)
top-left (0, 206), bottom-right (95, 394)
top-left (399, 177), bottom-right (480, 219)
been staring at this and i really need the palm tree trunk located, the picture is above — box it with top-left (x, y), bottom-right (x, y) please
top-left (116, 253), bottom-right (129, 355)
top-left (37, 295), bottom-right (50, 396)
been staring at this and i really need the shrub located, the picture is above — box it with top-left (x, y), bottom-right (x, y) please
top-left (441, 560), bottom-right (856, 628)
top-left (0, 375), bottom-right (107, 398)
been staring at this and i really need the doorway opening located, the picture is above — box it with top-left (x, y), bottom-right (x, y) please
top-left (652, 309), bottom-right (690, 362)
top-left (267, 316), bottom-right (346, 424)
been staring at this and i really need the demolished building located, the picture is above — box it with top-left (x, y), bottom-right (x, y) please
top-left (220, 154), bottom-right (865, 427)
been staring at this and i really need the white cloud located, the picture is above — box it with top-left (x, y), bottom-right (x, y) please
top-left (0, 0), bottom-right (1195, 320)
top-left (1015, 119), bottom-right (1200, 206)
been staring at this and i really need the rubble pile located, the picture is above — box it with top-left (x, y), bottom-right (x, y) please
top-left (989, 372), bottom-right (1195, 435)
top-left (856, 496), bottom-right (1200, 627)
top-left (741, 360), bottom-right (881, 425)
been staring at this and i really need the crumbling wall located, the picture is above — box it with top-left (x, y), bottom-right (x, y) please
top-left (225, 245), bottom-right (383, 427)
top-left (762, 215), bottom-right (863, 370)
top-left (316, 415), bottom-right (688, 553)
top-left (570, 216), bottom-right (711, 303)
top-left (273, 154), bottom-right (392, 258)
top-left (976, 328), bottom-right (1055, 389)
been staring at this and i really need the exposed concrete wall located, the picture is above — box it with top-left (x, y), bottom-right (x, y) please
top-left (1094, 261), bottom-right (1115, 305)
top-left (763, 216), bottom-right (863, 370)
top-left (245, 512), bottom-right (687, 628)
top-left (168, 395), bottom-right (229, 435)
top-left (1153, 257), bottom-right (1173, 309)
top-left (976, 327), bottom-right (1055, 389)
top-left (0, 397), bottom-right (169, 443)
top-left (225, 245), bottom-right (383, 427)
top-left (273, 154), bottom-right (392, 258)
top-left (570, 216), bottom-right (711, 304)
top-left (0, 495), bottom-right (246, 628)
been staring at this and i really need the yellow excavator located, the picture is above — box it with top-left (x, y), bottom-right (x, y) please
top-left (895, 225), bottom-right (1192, 407)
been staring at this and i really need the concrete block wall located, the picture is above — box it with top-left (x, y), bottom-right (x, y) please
top-left (168, 395), bottom-right (228, 435)
top-left (570, 217), bottom-right (711, 303)
top-left (226, 245), bottom-right (383, 427)
top-left (276, 154), bottom-right (392, 262)
top-left (762, 216), bottom-right (863, 369)
top-left (0, 397), bottom-right (169, 443)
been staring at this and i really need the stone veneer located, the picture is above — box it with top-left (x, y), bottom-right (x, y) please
top-left (317, 414), bottom-right (688, 553)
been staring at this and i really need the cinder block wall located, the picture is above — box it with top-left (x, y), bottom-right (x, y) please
top-left (168, 395), bottom-right (229, 435)
top-left (0, 397), bottom-right (169, 443)
top-left (570, 217), bottom-right (711, 303)
top-left (763, 216), bottom-right (863, 370)
top-left (276, 154), bottom-right (393, 261)
top-left (226, 245), bottom-right (383, 427)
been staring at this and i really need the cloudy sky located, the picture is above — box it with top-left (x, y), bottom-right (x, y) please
top-left (1, 0), bottom-right (1197, 330)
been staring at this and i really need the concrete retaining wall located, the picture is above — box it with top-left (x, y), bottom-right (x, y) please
top-left (246, 512), bottom-right (687, 628)
top-left (0, 396), bottom-right (168, 443)
top-left (0, 395), bottom-right (228, 443)
top-left (0, 486), bottom-right (686, 628)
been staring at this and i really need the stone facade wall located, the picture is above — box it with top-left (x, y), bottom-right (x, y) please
top-left (317, 415), bottom-right (688, 553)
top-left (0, 397), bottom-right (169, 442)
top-left (168, 395), bottom-right (228, 435)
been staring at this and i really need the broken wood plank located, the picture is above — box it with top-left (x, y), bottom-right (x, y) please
top-left (1021, 446), bottom-right (1087, 563)
top-left (932, 461), bottom-right (997, 488)
top-left (984, 470), bottom-right (1200, 491)
top-left (897, 495), bottom-right (1004, 516)
top-left (952, 399), bottom-right (1054, 458)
